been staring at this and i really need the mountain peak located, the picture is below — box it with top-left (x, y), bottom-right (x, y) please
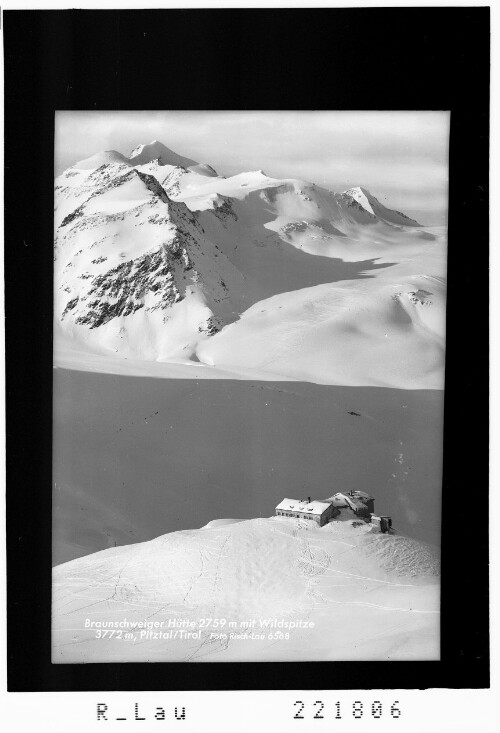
top-left (344, 185), bottom-right (370, 195)
top-left (73, 150), bottom-right (130, 170)
top-left (343, 186), bottom-right (376, 216)
top-left (343, 186), bottom-right (421, 226)
top-left (343, 185), bottom-right (375, 201)
top-left (128, 140), bottom-right (198, 169)
top-left (129, 140), bottom-right (170, 157)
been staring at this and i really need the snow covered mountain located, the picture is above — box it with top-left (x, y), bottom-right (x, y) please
top-left (54, 140), bottom-right (447, 388)
top-left (128, 140), bottom-right (220, 180)
top-left (55, 165), bottom-right (250, 360)
top-left (341, 186), bottom-right (421, 226)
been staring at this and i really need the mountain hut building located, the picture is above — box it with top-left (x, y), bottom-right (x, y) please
top-left (275, 498), bottom-right (339, 527)
top-left (275, 490), bottom-right (392, 532)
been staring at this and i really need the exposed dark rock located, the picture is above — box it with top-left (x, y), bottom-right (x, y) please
top-left (198, 315), bottom-right (223, 336)
top-left (62, 296), bottom-right (79, 320)
top-left (211, 196), bottom-right (238, 225)
top-left (60, 204), bottom-right (86, 227)
top-left (74, 247), bottom-right (193, 328)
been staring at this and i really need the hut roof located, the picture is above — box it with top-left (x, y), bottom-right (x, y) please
top-left (324, 492), bottom-right (351, 507)
top-left (350, 490), bottom-right (374, 501)
top-left (276, 498), bottom-right (332, 516)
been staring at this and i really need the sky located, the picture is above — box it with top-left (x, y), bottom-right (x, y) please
top-left (55, 111), bottom-right (450, 225)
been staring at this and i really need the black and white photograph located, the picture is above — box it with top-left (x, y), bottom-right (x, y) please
top-left (51, 110), bottom-right (448, 663)
top-left (3, 6), bottom-right (492, 730)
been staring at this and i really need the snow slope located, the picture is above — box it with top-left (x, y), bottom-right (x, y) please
top-left (197, 271), bottom-right (446, 389)
top-left (54, 140), bottom-right (447, 388)
top-left (52, 516), bottom-right (439, 662)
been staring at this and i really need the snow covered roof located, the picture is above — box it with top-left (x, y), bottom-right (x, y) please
top-left (325, 493), bottom-right (351, 507)
top-left (350, 490), bottom-right (374, 500)
top-left (326, 492), bottom-right (374, 508)
top-left (275, 498), bottom-right (332, 515)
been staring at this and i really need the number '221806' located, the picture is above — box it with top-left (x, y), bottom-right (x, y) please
top-left (293, 700), bottom-right (401, 720)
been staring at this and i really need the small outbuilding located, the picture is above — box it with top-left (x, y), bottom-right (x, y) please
top-left (275, 497), bottom-right (339, 526)
top-left (349, 490), bottom-right (375, 514)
